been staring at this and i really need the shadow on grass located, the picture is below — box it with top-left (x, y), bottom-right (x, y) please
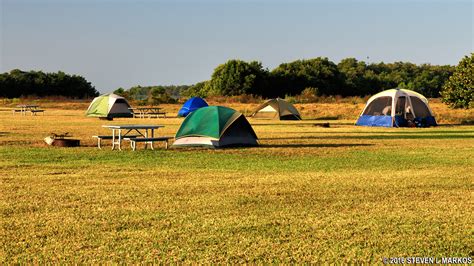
top-left (274, 130), bottom-right (474, 135)
top-left (253, 123), bottom-right (474, 128)
top-left (253, 122), bottom-right (357, 126)
top-left (261, 134), bottom-right (474, 140)
top-left (260, 143), bottom-right (374, 148)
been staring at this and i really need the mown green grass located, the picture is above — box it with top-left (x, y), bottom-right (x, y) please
top-left (0, 107), bottom-right (473, 263)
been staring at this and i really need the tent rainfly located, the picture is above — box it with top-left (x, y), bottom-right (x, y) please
top-left (178, 97), bottom-right (209, 117)
top-left (173, 106), bottom-right (258, 148)
top-left (356, 88), bottom-right (437, 127)
top-left (251, 98), bottom-right (301, 120)
top-left (86, 93), bottom-right (133, 120)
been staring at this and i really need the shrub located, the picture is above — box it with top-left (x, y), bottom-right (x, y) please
top-left (441, 53), bottom-right (473, 109)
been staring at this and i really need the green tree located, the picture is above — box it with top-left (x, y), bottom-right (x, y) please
top-left (271, 57), bottom-right (342, 96)
top-left (337, 58), bottom-right (377, 96)
top-left (441, 53), bottom-right (474, 109)
top-left (182, 81), bottom-right (211, 98)
top-left (128, 85), bottom-right (149, 100)
top-left (113, 87), bottom-right (129, 98)
top-left (0, 69), bottom-right (98, 98)
top-left (208, 60), bottom-right (269, 96)
top-left (409, 65), bottom-right (454, 98)
top-left (114, 87), bottom-right (125, 95)
top-left (147, 86), bottom-right (177, 104)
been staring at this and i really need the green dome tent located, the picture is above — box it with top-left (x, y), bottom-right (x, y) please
top-left (251, 98), bottom-right (301, 120)
top-left (86, 93), bottom-right (133, 120)
top-left (173, 106), bottom-right (258, 148)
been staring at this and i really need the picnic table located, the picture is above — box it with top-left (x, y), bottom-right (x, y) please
top-left (101, 124), bottom-right (165, 150)
top-left (13, 105), bottom-right (44, 115)
top-left (129, 107), bottom-right (166, 118)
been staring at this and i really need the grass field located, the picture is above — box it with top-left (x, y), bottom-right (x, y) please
top-left (0, 100), bottom-right (473, 263)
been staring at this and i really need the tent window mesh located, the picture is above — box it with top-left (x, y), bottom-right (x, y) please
top-left (395, 97), bottom-right (406, 116)
top-left (410, 97), bottom-right (431, 117)
top-left (363, 96), bottom-right (392, 116)
top-left (109, 100), bottom-right (130, 113)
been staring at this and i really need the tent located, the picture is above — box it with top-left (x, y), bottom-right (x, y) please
top-left (86, 93), bottom-right (133, 120)
top-left (356, 88), bottom-right (437, 127)
top-left (251, 98), bottom-right (301, 120)
top-left (177, 97), bottom-right (208, 117)
top-left (173, 106), bottom-right (258, 148)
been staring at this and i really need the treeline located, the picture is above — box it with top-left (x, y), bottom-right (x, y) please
top-left (182, 58), bottom-right (454, 98)
top-left (114, 85), bottom-right (190, 104)
top-left (2, 57), bottom-right (456, 101)
top-left (0, 69), bottom-right (99, 98)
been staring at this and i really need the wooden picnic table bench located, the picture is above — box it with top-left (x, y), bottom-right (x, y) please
top-left (147, 112), bottom-right (166, 118)
top-left (30, 109), bottom-right (45, 115)
top-left (101, 125), bottom-right (165, 150)
top-left (12, 105), bottom-right (44, 115)
top-left (124, 136), bottom-right (173, 151)
top-left (129, 107), bottom-right (165, 118)
top-left (92, 135), bottom-right (139, 149)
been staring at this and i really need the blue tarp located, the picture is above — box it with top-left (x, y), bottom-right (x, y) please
top-left (356, 115), bottom-right (393, 127)
top-left (357, 115), bottom-right (437, 127)
top-left (178, 97), bottom-right (209, 117)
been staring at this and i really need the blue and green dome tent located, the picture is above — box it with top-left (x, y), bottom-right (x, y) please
top-left (177, 97), bottom-right (208, 117)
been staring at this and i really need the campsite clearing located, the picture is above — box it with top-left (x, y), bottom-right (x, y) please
top-left (0, 102), bottom-right (473, 263)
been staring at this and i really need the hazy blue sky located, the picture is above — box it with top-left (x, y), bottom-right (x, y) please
top-left (1, 0), bottom-right (472, 93)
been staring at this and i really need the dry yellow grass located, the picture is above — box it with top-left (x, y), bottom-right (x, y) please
top-left (2, 97), bottom-right (472, 124)
top-left (0, 100), bottom-right (473, 263)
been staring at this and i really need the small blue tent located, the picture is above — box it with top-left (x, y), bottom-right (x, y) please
top-left (178, 97), bottom-right (209, 117)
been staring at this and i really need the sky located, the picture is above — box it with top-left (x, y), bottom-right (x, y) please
top-left (1, 0), bottom-right (473, 93)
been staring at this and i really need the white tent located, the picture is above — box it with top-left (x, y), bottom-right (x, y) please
top-left (356, 89), bottom-right (437, 127)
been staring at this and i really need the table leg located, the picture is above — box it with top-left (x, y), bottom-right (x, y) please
top-left (150, 129), bottom-right (155, 150)
top-left (144, 129), bottom-right (149, 149)
top-left (118, 129), bottom-right (122, 150)
top-left (97, 137), bottom-right (102, 149)
top-left (111, 129), bottom-right (116, 150)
